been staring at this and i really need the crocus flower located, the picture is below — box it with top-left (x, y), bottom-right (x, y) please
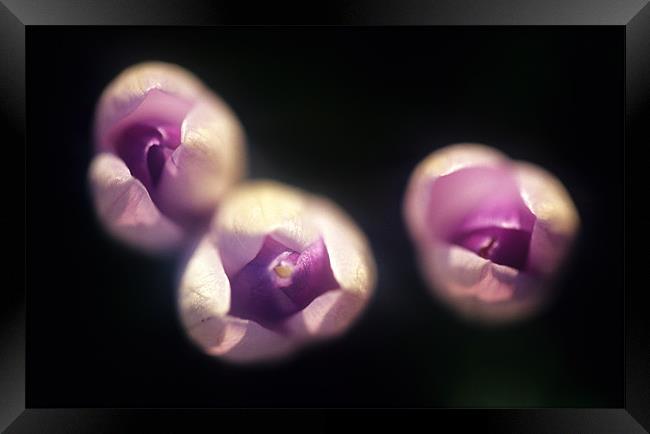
top-left (178, 181), bottom-right (376, 362)
top-left (404, 143), bottom-right (579, 322)
top-left (88, 62), bottom-right (246, 251)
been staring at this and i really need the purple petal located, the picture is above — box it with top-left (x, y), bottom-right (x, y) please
top-left (113, 122), bottom-right (179, 191)
top-left (431, 166), bottom-right (537, 271)
top-left (404, 143), bottom-right (507, 246)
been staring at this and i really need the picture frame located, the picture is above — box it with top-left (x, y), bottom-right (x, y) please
top-left (4, 0), bottom-right (648, 431)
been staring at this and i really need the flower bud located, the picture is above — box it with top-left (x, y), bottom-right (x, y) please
top-left (404, 143), bottom-right (579, 322)
top-left (178, 181), bottom-right (376, 362)
top-left (88, 62), bottom-right (246, 251)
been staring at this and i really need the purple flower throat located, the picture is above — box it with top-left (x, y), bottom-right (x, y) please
top-left (228, 236), bottom-right (340, 327)
top-left (430, 166), bottom-right (537, 271)
top-left (115, 123), bottom-right (180, 191)
top-left (107, 89), bottom-right (193, 196)
top-left (451, 222), bottom-right (532, 270)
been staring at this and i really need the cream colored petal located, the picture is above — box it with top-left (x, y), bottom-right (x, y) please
top-left (411, 143), bottom-right (507, 180)
top-left (178, 236), bottom-right (293, 363)
top-left (155, 96), bottom-right (246, 221)
top-left (403, 143), bottom-right (508, 245)
top-left (423, 244), bottom-right (494, 298)
top-left (514, 162), bottom-right (580, 275)
top-left (217, 318), bottom-right (294, 363)
top-left (313, 198), bottom-right (376, 297)
top-left (420, 243), bottom-right (544, 322)
top-left (94, 62), bottom-right (206, 149)
top-left (178, 237), bottom-right (231, 329)
top-left (88, 153), bottom-right (183, 251)
top-left (183, 315), bottom-right (293, 363)
top-left (285, 290), bottom-right (367, 338)
top-left (514, 162), bottom-right (579, 237)
top-left (213, 181), bottom-right (322, 276)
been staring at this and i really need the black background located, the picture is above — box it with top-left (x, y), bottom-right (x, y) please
top-left (27, 27), bottom-right (623, 407)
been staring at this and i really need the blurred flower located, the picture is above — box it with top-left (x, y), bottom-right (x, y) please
top-left (404, 143), bottom-right (579, 322)
top-left (88, 62), bottom-right (246, 251)
top-left (178, 181), bottom-right (376, 362)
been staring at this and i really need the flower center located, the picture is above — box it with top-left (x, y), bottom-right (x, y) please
top-left (273, 262), bottom-right (295, 279)
top-left (427, 166), bottom-right (537, 271)
top-left (447, 194), bottom-right (535, 270)
top-left (115, 123), bottom-right (180, 192)
top-left (452, 226), bottom-right (532, 270)
top-left (228, 236), bottom-right (339, 326)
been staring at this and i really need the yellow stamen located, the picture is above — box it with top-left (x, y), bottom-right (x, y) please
top-left (274, 264), bottom-right (294, 278)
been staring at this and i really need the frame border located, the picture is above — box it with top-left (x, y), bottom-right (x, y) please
top-left (4, 1), bottom-right (648, 432)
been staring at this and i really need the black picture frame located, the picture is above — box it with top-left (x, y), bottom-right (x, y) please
top-left (4, 1), bottom-right (648, 432)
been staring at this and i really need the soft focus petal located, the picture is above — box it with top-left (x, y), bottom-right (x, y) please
top-left (88, 153), bottom-right (183, 251)
top-left (420, 244), bottom-right (541, 322)
top-left (285, 289), bottom-right (366, 338)
top-left (215, 318), bottom-right (293, 363)
top-left (404, 143), bottom-right (579, 322)
top-left (156, 95), bottom-right (246, 222)
top-left (213, 181), bottom-right (322, 277)
top-left (178, 237), bottom-right (231, 324)
top-left (182, 310), bottom-right (293, 363)
top-left (283, 197), bottom-right (376, 339)
top-left (314, 198), bottom-right (377, 297)
top-left (178, 237), bottom-right (293, 362)
top-left (404, 143), bottom-right (507, 246)
top-left (514, 162), bottom-right (580, 275)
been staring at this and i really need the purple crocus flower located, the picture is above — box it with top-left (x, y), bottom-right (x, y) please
top-left (88, 62), bottom-right (246, 251)
top-left (404, 144), bottom-right (579, 322)
top-left (178, 181), bottom-right (376, 362)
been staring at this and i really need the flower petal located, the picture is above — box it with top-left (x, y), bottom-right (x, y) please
top-left (155, 96), bottom-right (246, 221)
top-left (217, 318), bottom-right (293, 363)
top-left (285, 289), bottom-right (366, 338)
top-left (404, 143), bottom-right (508, 247)
top-left (421, 244), bottom-right (541, 322)
top-left (313, 198), bottom-right (376, 297)
top-left (178, 238), bottom-right (292, 362)
top-left (183, 315), bottom-right (293, 363)
top-left (514, 162), bottom-right (580, 275)
top-left (178, 237), bottom-right (231, 325)
top-left (88, 153), bottom-right (183, 251)
top-left (213, 181), bottom-right (322, 276)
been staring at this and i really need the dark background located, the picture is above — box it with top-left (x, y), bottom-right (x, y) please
top-left (27, 27), bottom-right (623, 407)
